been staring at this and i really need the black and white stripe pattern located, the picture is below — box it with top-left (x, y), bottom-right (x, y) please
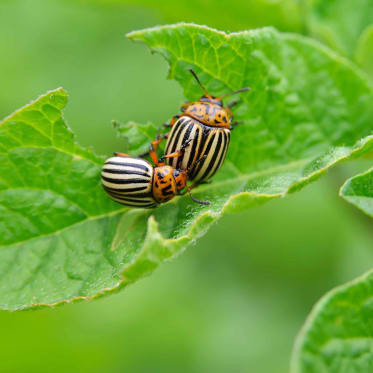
top-left (165, 116), bottom-right (202, 171)
top-left (101, 156), bottom-right (157, 208)
top-left (190, 127), bottom-right (230, 182)
top-left (165, 116), bottom-right (230, 182)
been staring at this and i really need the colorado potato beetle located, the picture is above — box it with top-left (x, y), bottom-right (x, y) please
top-left (101, 139), bottom-right (209, 208)
top-left (146, 69), bottom-right (250, 183)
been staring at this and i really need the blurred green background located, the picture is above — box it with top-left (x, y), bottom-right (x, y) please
top-left (1, 1), bottom-right (373, 372)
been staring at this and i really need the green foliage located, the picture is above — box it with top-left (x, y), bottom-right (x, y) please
top-left (292, 269), bottom-right (373, 372)
top-left (111, 120), bottom-right (158, 154)
top-left (340, 167), bottom-right (373, 218)
top-left (2, 24), bottom-right (373, 311)
top-left (305, 0), bottom-right (373, 60)
top-left (89, 0), bottom-right (302, 33)
top-left (0, 90), bottom-right (122, 309)
top-left (0, 88), bottom-right (215, 311)
top-left (292, 164), bottom-right (373, 372)
top-left (292, 4), bottom-right (373, 368)
top-left (3, 0), bottom-right (373, 370)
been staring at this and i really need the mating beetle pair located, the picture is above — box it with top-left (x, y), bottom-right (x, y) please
top-left (101, 69), bottom-right (250, 208)
top-left (101, 141), bottom-right (208, 208)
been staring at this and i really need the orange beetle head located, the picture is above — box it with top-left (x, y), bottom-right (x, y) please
top-left (173, 169), bottom-right (187, 191)
top-left (152, 166), bottom-right (177, 203)
top-left (199, 94), bottom-right (223, 107)
top-left (152, 166), bottom-right (188, 203)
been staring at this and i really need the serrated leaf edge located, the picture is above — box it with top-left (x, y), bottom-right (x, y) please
top-left (126, 23), bottom-right (373, 91)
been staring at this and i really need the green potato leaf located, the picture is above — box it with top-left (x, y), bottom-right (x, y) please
top-left (340, 167), bottom-right (373, 218)
top-left (2, 24), bottom-right (373, 310)
top-left (291, 269), bottom-right (373, 372)
top-left (111, 120), bottom-right (159, 155)
top-left (305, 0), bottom-right (373, 60)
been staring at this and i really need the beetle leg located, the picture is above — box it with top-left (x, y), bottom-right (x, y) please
top-left (159, 138), bottom-right (193, 163)
top-left (188, 187), bottom-right (210, 205)
top-left (161, 152), bottom-right (182, 160)
top-left (147, 134), bottom-right (165, 166)
top-left (176, 154), bottom-right (210, 205)
top-left (179, 182), bottom-right (210, 205)
top-left (164, 115), bottom-right (180, 128)
top-left (114, 152), bottom-right (130, 157)
top-left (198, 180), bottom-right (212, 185)
top-left (230, 121), bottom-right (244, 130)
top-left (149, 148), bottom-right (160, 166)
top-left (179, 181), bottom-right (198, 195)
top-left (228, 100), bottom-right (240, 108)
top-left (138, 132), bottom-right (169, 164)
top-left (148, 135), bottom-right (166, 166)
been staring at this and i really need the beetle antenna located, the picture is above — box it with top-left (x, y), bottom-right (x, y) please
top-left (189, 69), bottom-right (208, 95)
top-left (188, 187), bottom-right (210, 205)
top-left (220, 87), bottom-right (251, 99)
